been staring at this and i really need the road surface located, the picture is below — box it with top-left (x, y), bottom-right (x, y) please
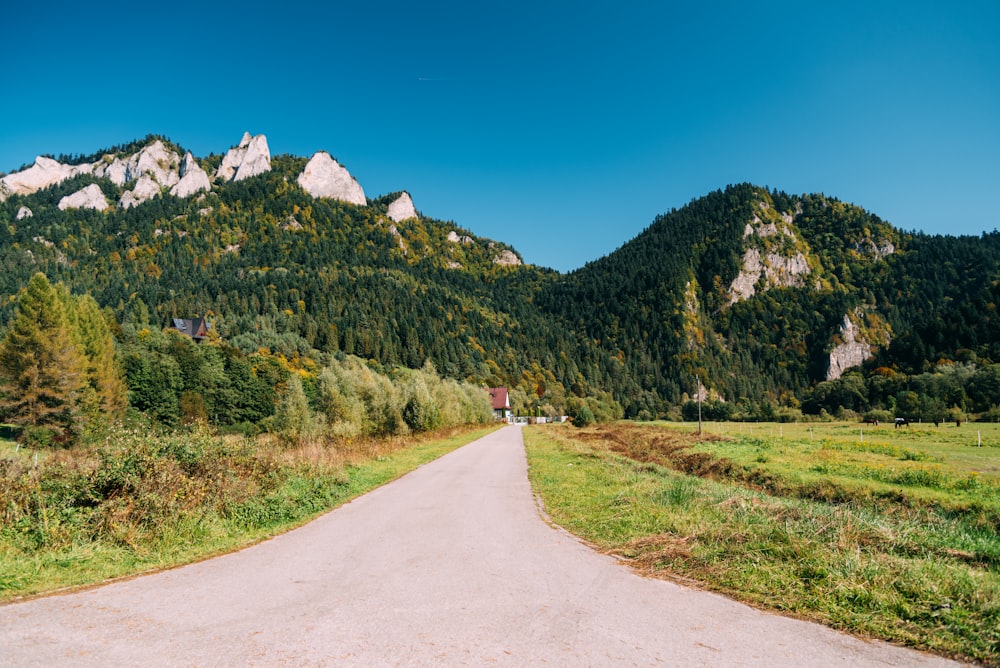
top-left (0, 426), bottom-right (960, 666)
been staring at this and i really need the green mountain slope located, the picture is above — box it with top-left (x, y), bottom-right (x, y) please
top-left (540, 184), bottom-right (1000, 416)
top-left (0, 143), bottom-right (611, 413)
top-left (4, 139), bottom-right (1000, 421)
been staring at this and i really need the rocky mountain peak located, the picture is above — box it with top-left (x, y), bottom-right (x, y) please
top-left (297, 152), bottom-right (366, 205)
top-left (0, 156), bottom-right (92, 200)
top-left (216, 133), bottom-right (272, 182)
top-left (170, 152), bottom-right (211, 198)
top-left (387, 192), bottom-right (417, 222)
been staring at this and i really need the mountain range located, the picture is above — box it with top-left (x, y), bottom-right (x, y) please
top-left (3, 133), bottom-right (999, 420)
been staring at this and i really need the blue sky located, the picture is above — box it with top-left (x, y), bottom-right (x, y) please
top-left (2, 1), bottom-right (997, 272)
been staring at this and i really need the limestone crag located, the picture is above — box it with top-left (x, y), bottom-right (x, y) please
top-left (827, 315), bottom-right (873, 380)
top-left (448, 231), bottom-right (474, 244)
top-left (95, 140), bottom-right (180, 188)
top-left (854, 238), bottom-right (896, 260)
top-left (729, 248), bottom-right (811, 303)
top-left (730, 201), bottom-right (812, 304)
top-left (493, 249), bottom-right (522, 266)
top-left (170, 153), bottom-right (211, 198)
top-left (387, 192), bottom-right (417, 222)
top-left (16, 206), bottom-right (32, 220)
top-left (216, 132), bottom-right (271, 182)
top-left (297, 152), bottom-right (366, 205)
top-left (2, 134), bottom-right (425, 229)
top-left (58, 184), bottom-right (108, 211)
top-left (119, 176), bottom-right (163, 209)
top-left (1, 156), bottom-right (93, 200)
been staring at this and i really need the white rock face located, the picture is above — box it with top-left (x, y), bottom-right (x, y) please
top-left (94, 140), bottom-right (180, 188)
top-left (729, 207), bottom-right (812, 304)
top-left (97, 157), bottom-right (129, 187)
top-left (216, 132), bottom-right (272, 182)
top-left (387, 192), bottom-right (417, 222)
top-left (59, 184), bottom-right (108, 211)
top-left (854, 238), bottom-right (896, 260)
top-left (388, 224), bottom-right (407, 254)
top-left (170, 153), bottom-right (211, 198)
top-left (16, 206), bottom-right (32, 220)
top-left (1, 156), bottom-right (93, 199)
top-left (493, 249), bottom-right (522, 266)
top-left (119, 175), bottom-right (163, 209)
top-left (447, 231), bottom-right (474, 244)
top-left (827, 315), bottom-right (873, 380)
top-left (297, 151), bottom-right (366, 205)
top-left (132, 141), bottom-right (180, 186)
top-left (729, 248), bottom-right (812, 304)
top-left (730, 248), bottom-right (764, 302)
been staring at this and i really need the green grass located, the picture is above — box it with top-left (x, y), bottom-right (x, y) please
top-left (0, 424), bottom-right (497, 601)
top-left (525, 423), bottom-right (1000, 666)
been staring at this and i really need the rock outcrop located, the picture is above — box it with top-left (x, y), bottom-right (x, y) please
top-left (854, 238), bottom-right (896, 260)
top-left (827, 315), bottom-right (873, 380)
top-left (493, 249), bottom-right (522, 266)
top-left (1, 156), bottom-right (92, 200)
top-left (730, 201), bottom-right (812, 304)
top-left (388, 224), bottom-right (408, 254)
top-left (119, 175), bottom-right (163, 209)
top-left (216, 132), bottom-right (271, 182)
top-left (447, 231), bottom-right (474, 244)
top-left (297, 152), bottom-right (366, 205)
top-left (170, 153), bottom-right (211, 198)
top-left (16, 206), bottom-right (32, 220)
top-left (730, 248), bottom-right (811, 303)
top-left (387, 192), bottom-right (417, 222)
top-left (58, 184), bottom-right (108, 211)
top-left (95, 140), bottom-right (180, 188)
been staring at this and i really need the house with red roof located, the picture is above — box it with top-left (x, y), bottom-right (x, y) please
top-left (488, 387), bottom-right (512, 423)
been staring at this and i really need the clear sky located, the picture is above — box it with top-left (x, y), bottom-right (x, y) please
top-left (2, 1), bottom-right (997, 272)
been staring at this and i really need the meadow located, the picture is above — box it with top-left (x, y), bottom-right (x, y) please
top-left (525, 421), bottom-right (1000, 665)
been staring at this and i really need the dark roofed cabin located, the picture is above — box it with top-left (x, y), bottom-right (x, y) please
top-left (172, 317), bottom-right (211, 341)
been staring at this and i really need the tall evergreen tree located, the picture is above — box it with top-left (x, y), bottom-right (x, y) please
top-left (62, 290), bottom-right (128, 421)
top-left (0, 273), bottom-right (86, 444)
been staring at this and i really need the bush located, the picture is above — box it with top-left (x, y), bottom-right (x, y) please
top-left (862, 409), bottom-right (894, 424)
top-left (573, 405), bottom-right (595, 427)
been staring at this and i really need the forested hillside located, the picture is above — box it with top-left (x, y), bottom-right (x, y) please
top-left (3, 137), bottom-right (1000, 426)
top-left (0, 137), bottom-right (622, 425)
top-left (541, 184), bottom-right (1000, 419)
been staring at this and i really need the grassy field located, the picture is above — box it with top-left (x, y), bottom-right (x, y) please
top-left (0, 424), bottom-right (497, 601)
top-left (525, 421), bottom-right (1000, 665)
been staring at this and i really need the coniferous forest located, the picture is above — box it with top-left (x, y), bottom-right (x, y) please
top-left (3, 137), bottom-right (1000, 439)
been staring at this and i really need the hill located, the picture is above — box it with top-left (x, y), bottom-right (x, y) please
top-left (540, 184), bottom-right (1000, 417)
top-left (0, 133), bottom-right (618, 421)
top-left (3, 136), bottom-right (1000, 422)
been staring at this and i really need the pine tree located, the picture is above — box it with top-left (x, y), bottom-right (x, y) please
top-left (60, 288), bottom-right (128, 421)
top-left (0, 273), bottom-right (87, 445)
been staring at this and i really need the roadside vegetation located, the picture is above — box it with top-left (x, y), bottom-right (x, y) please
top-left (525, 421), bottom-right (1000, 665)
top-left (0, 421), bottom-right (497, 601)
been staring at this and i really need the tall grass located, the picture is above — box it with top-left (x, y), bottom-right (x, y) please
top-left (0, 423), bottom-right (497, 600)
top-left (525, 424), bottom-right (1000, 665)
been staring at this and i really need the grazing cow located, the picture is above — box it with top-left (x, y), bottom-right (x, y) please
top-left (894, 417), bottom-right (909, 429)
top-left (864, 418), bottom-right (880, 426)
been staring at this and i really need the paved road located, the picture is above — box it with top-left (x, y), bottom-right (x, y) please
top-left (1, 426), bottom-right (960, 666)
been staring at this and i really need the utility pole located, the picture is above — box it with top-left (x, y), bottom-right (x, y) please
top-left (696, 374), bottom-right (703, 436)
